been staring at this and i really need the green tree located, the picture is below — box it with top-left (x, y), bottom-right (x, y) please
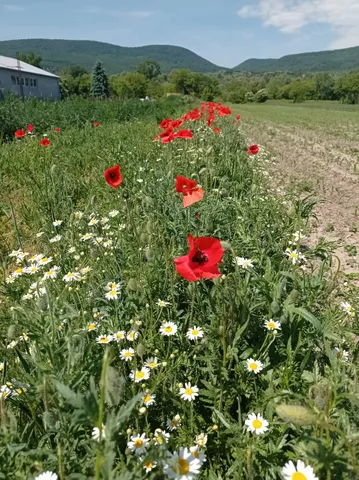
top-left (335, 72), bottom-right (359, 104)
top-left (62, 65), bottom-right (88, 78)
top-left (110, 73), bottom-right (147, 99)
top-left (136, 60), bottom-right (161, 80)
top-left (91, 61), bottom-right (110, 99)
top-left (18, 52), bottom-right (42, 68)
top-left (254, 88), bottom-right (269, 103)
top-left (169, 69), bottom-right (193, 95)
top-left (314, 73), bottom-right (336, 100)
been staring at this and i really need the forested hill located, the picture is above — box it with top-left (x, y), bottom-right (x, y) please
top-left (234, 46), bottom-right (359, 73)
top-left (0, 39), bottom-right (223, 74)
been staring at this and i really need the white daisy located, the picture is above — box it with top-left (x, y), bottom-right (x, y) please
top-left (120, 348), bottom-right (135, 361)
top-left (130, 367), bottom-right (150, 383)
top-left (22, 293), bottom-right (33, 300)
top-left (23, 265), bottom-right (40, 275)
top-left (19, 333), bottom-right (29, 342)
top-left (246, 358), bottom-right (263, 374)
top-left (127, 433), bottom-right (150, 455)
top-left (17, 251), bottom-right (29, 261)
top-left (341, 302), bottom-right (355, 317)
top-left (103, 239), bottom-right (113, 248)
top-left (93, 237), bottom-right (103, 246)
top-left (282, 460), bottom-right (318, 480)
top-left (53, 220), bottom-right (63, 227)
top-left (43, 266), bottom-right (61, 280)
top-left (80, 233), bottom-right (94, 241)
top-left (154, 429), bottom-right (170, 445)
top-left (63, 272), bottom-right (80, 282)
top-left (333, 347), bottom-right (350, 361)
top-left (194, 433), bottom-right (207, 448)
top-left (87, 322), bottom-right (98, 332)
top-left (119, 224), bottom-right (126, 231)
top-left (0, 363), bottom-right (4, 372)
top-left (37, 256), bottom-right (53, 266)
top-left (264, 319), bottom-right (281, 331)
top-left (12, 267), bottom-right (24, 278)
top-left (102, 225), bottom-right (111, 231)
top-left (142, 392), bottom-right (156, 406)
top-left (163, 447), bottom-right (201, 479)
top-left (105, 282), bottom-right (121, 291)
top-left (285, 248), bottom-right (306, 265)
top-left (101, 217), bottom-right (109, 224)
top-left (35, 472), bottom-right (58, 480)
top-left (49, 235), bottom-right (62, 243)
top-left (160, 322), bottom-right (178, 336)
top-left (186, 326), bottom-right (204, 341)
top-left (74, 211), bottom-right (83, 219)
top-left (109, 210), bottom-right (119, 217)
top-left (127, 331), bottom-right (138, 342)
top-left (190, 446), bottom-right (207, 466)
top-left (92, 424), bottom-right (106, 441)
top-left (114, 331), bottom-right (126, 341)
top-left (5, 275), bottom-right (16, 284)
top-left (105, 289), bottom-right (119, 300)
top-left (96, 335), bottom-right (113, 345)
top-left (143, 460), bottom-right (157, 473)
top-left (144, 357), bottom-right (159, 369)
top-left (245, 413), bottom-right (269, 435)
top-left (179, 383), bottom-right (199, 402)
top-left (156, 299), bottom-right (171, 307)
top-left (0, 385), bottom-right (11, 399)
top-left (167, 414), bottom-right (181, 431)
top-left (236, 257), bottom-right (254, 269)
top-left (80, 266), bottom-right (92, 275)
top-left (9, 249), bottom-right (22, 258)
top-left (68, 247), bottom-right (76, 254)
top-left (88, 218), bottom-right (99, 226)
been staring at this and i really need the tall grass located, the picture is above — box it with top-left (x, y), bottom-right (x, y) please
top-left (0, 108), bottom-right (358, 479)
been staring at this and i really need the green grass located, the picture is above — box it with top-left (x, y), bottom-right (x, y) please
top-left (0, 106), bottom-right (358, 479)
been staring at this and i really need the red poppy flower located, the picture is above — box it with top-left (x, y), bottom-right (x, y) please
top-left (40, 138), bottom-right (50, 147)
top-left (173, 234), bottom-right (224, 282)
top-left (159, 119), bottom-right (173, 130)
top-left (54, 127), bottom-right (60, 133)
top-left (15, 129), bottom-right (26, 139)
top-left (217, 106), bottom-right (232, 116)
top-left (93, 122), bottom-right (100, 127)
top-left (207, 115), bottom-right (215, 127)
top-left (104, 165), bottom-right (122, 188)
top-left (175, 175), bottom-right (204, 208)
top-left (174, 129), bottom-right (193, 140)
top-left (213, 128), bottom-right (221, 134)
top-left (236, 114), bottom-right (241, 120)
top-left (248, 144), bottom-right (259, 155)
top-left (27, 124), bottom-right (34, 133)
top-left (160, 128), bottom-right (175, 144)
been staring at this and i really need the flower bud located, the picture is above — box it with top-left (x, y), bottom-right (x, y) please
top-left (139, 407), bottom-right (147, 415)
top-left (212, 424), bottom-right (219, 431)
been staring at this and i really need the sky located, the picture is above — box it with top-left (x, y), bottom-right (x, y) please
top-left (0, 0), bottom-right (359, 67)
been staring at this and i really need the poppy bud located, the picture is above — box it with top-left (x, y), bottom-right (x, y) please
top-left (276, 404), bottom-right (316, 426)
top-left (220, 241), bottom-right (231, 251)
top-left (136, 344), bottom-right (146, 358)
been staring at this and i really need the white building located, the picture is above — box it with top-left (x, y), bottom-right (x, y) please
top-left (0, 55), bottom-right (60, 100)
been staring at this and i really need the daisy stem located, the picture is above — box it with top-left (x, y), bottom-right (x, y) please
top-left (95, 348), bottom-right (109, 480)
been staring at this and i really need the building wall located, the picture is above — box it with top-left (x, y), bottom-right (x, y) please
top-left (0, 67), bottom-right (60, 100)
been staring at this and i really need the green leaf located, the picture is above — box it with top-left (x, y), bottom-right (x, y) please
top-left (291, 306), bottom-right (323, 332)
top-left (213, 408), bottom-right (232, 428)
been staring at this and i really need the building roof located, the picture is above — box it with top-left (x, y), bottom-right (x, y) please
top-left (0, 55), bottom-right (58, 78)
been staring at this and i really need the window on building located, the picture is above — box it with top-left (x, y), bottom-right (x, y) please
top-left (29, 79), bottom-right (33, 87)
top-left (16, 76), bottom-right (20, 85)
top-left (11, 75), bottom-right (16, 85)
top-left (21, 77), bottom-right (24, 85)
top-left (25, 78), bottom-right (29, 86)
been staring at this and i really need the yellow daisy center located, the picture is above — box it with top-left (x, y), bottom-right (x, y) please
top-left (290, 253), bottom-right (298, 258)
top-left (267, 322), bottom-right (276, 329)
top-left (124, 352), bottom-right (132, 358)
top-left (135, 371), bottom-right (145, 379)
top-left (165, 326), bottom-right (172, 333)
top-left (185, 387), bottom-right (193, 395)
top-left (145, 461), bottom-right (153, 469)
top-left (149, 362), bottom-right (156, 368)
top-left (156, 436), bottom-right (163, 444)
top-left (249, 362), bottom-right (258, 370)
top-left (292, 473), bottom-right (307, 480)
top-left (192, 329), bottom-right (199, 336)
top-left (144, 395), bottom-right (151, 403)
top-left (252, 419), bottom-right (262, 429)
top-left (116, 334), bottom-right (124, 339)
top-left (134, 439), bottom-right (143, 448)
top-left (192, 451), bottom-right (199, 458)
top-left (177, 459), bottom-right (190, 475)
top-left (129, 333), bottom-right (135, 339)
top-left (100, 337), bottom-right (109, 343)
top-left (88, 324), bottom-right (96, 330)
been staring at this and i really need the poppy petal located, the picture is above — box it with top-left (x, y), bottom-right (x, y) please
top-left (183, 188), bottom-right (204, 208)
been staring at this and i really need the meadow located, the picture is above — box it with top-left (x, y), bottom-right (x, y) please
top-left (0, 99), bottom-right (358, 480)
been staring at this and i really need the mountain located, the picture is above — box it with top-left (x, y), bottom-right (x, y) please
top-left (0, 39), bottom-right (223, 74)
top-left (234, 46), bottom-right (359, 73)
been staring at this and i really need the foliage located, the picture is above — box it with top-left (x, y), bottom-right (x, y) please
top-left (254, 88), bottom-right (269, 103)
top-left (169, 69), bottom-right (220, 99)
top-left (18, 52), bottom-right (42, 68)
top-left (110, 73), bottom-right (148, 99)
top-left (136, 60), bottom-right (161, 80)
top-left (335, 72), bottom-right (359, 104)
top-left (91, 61), bottom-right (110, 99)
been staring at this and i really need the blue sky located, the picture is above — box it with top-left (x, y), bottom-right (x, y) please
top-left (0, 0), bottom-right (358, 67)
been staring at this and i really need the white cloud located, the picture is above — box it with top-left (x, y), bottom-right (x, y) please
top-left (3, 4), bottom-right (26, 12)
top-left (238, 0), bottom-right (359, 49)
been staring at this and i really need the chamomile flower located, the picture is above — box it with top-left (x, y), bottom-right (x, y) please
top-left (37, 256), bottom-right (53, 266)
top-left (17, 251), bottom-right (29, 261)
top-left (109, 210), bottom-right (119, 217)
top-left (0, 362), bottom-right (4, 372)
top-left (119, 224), bottom-right (126, 231)
top-left (186, 326), bottom-right (204, 341)
top-left (179, 383), bottom-right (199, 402)
top-left (160, 322), bottom-right (178, 336)
top-left (154, 429), bottom-right (170, 445)
top-left (22, 293), bottom-right (33, 300)
top-left (333, 347), bottom-right (350, 361)
top-left (35, 472), bottom-right (58, 480)
top-left (282, 460), bottom-right (318, 480)
top-left (43, 266), bottom-right (61, 280)
top-left (101, 217), bottom-right (109, 224)
top-left (96, 335), bottom-right (113, 345)
top-left (341, 302), bottom-right (355, 317)
top-left (23, 265), bottom-right (40, 275)
top-left (36, 232), bottom-right (45, 238)
top-left (145, 357), bottom-right (159, 369)
top-left (167, 414), bottom-right (181, 431)
top-left (120, 348), bottom-right (135, 361)
top-left (245, 413), bottom-right (269, 435)
top-left (12, 267), bottom-right (24, 278)
top-left (9, 249), bottom-right (22, 258)
top-left (80, 233), bottom-right (94, 241)
top-left (49, 234), bottom-right (62, 243)
top-left (235, 257), bottom-right (254, 269)
top-left (0, 385), bottom-right (11, 399)
top-left (87, 322), bottom-right (98, 332)
top-left (92, 424), bottom-right (106, 441)
top-left (127, 331), bottom-right (138, 342)
top-left (127, 433), bottom-right (150, 455)
top-left (63, 272), bottom-right (80, 282)
top-left (105, 289), bottom-right (119, 300)
top-left (264, 319), bottom-right (281, 331)
top-left (7, 340), bottom-right (18, 349)
top-left (164, 447), bottom-right (201, 479)
top-left (19, 333), bottom-right (29, 342)
top-left (106, 282), bottom-right (121, 291)
top-left (246, 358), bottom-right (263, 374)
top-left (156, 299), bottom-right (171, 307)
top-left (194, 433), bottom-right (207, 448)
top-left (142, 392), bottom-right (156, 406)
top-left (6, 275), bottom-right (16, 284)
top-left (130, 367), bottom-right (150, 383)
top-left (80, 266), bottom-right (92, 275)
top-left (88, 218), bottom-right (99, 226)
top-left (143, 460), bottom-right (157, 473)
top-left (114, 330), bottom-right (126, 341)
top-left (74, 211), bottom-right (83, 219)
top-left (93, 237), bottom-right (103, 246)
top-left (103, 239), bottom-right (113, 248)
top-left (285, 248), bottom-right (306, 265)
top-left (53, 220), bottom-right (63, 227)
top-left (190, 446), bottom-right (207, 466)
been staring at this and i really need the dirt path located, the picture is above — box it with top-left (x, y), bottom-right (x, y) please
top-left (241, 119), bottom-right (359, 276)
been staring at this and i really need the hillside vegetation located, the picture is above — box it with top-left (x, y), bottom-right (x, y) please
top-left (0, 39), bottom-right (222, 74)
top-left (235, 45), bottom-right (359, 73)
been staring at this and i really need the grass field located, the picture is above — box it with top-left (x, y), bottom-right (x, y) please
top-left (0, 100), bottom-right (359, 480)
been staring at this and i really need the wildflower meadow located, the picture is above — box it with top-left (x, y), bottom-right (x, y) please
top-left (0, 100), bottom-right (358, 480)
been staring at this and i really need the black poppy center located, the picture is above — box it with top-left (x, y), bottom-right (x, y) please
top-left (192, 250), bottom-right (208, 264)
top-left (109, 172), bottom-right (116, 179)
